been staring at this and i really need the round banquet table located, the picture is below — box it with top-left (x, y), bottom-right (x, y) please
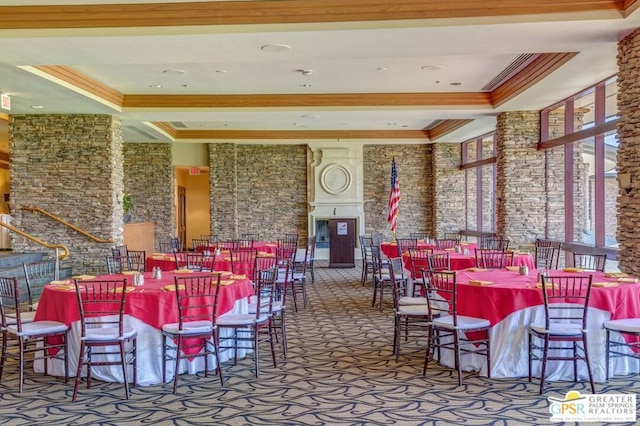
top-left (381, 241), bottom-right (478, 259)
top-left (146, 250), bottom-right (276, 274)
top-left (33, 271), bottom-right (254, 386)
top-left (433, 268), bottom-right (640, 382)
top-left (401, 249), bottom-right (535, 276)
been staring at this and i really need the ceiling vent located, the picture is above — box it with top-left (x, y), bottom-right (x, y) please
top-left (481, 53), bottom-right (537, 92)
top-left (126, 125), bottom-right (158, 140)
top-left (170, 121), bottom-right (188, 128)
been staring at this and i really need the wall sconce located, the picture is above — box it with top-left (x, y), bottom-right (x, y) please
top-left (619, 172), bottom-right (632, 194)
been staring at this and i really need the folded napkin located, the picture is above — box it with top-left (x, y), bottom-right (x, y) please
top-left (52, 285), bottom-right (76, 291)
top-left (618, 277), bottom-right (638, 284)
top-left (174, 269), bottom-right (194, 274)
top-left (605, 272), bottom-right (628, 278)
top-left (121, 271), bottom-right (140, 275)
top-left (211, 271), bottom-right (232, 277)
top-left (73, 275), bottom-right (96, 280)
top-left (152, 253), bottom-right (165, 256)
top-left (505, 266), bottom-right (519, 271)
top-left (50, 279), bottom-right (72, 285)
top-left (219, 279), bottom-right (236, 286)
top-left (163, 284), bottom-right (185, 291)
top-left (151, 255), bottom-right (165, 259)
top-left (536, 282), bottom-right (558, 289)
top-left (467, 280), bottom-right (493, 286)
top-left (164, 256), bottom-right (176, 261)
top-left (563, 267), bottom-right (584, 273)
top-left (467, 268), bottom-right (488, 272)
top-left (592, 282), bottom-right (619, 287)
top-left (265, 243), bottom-right (278, 247)
top-left (230, 274), bottom-right (246, 280)
top-left (114, 287), bottom-right (135, 293)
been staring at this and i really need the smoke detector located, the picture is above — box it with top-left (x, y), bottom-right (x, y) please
top-left (298, 69), bottom-right (313, 76)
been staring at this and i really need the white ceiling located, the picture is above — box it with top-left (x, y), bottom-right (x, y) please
top-left (0, 1), bottom-right (639, 144)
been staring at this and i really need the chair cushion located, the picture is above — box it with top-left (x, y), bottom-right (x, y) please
top-left (530, 322), bottom-right (583, 336)
top-left (604, 318), bottom-right (640, 334)
top-left (84, 326), bottom-right (137, 341)
top-left (396, 305), bottom-right (430, 315)
top-left (433, 315), bottom-right (490, 330)
top-left (7, 320), bottom-right (69, 337)
top-left (217, 313), bottom-right (268, 326)
top-left (399, 296), bottom-right (427, 306)
top-left (162, 320), bottom-right (214, 335)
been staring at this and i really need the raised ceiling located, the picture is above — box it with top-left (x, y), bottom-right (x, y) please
top-left (0, 0), bottom-right (639, 144)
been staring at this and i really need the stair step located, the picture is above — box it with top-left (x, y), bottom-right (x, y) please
top-left (0, 252), bottom-right (73, 303)
top-left (0, 252), bottom-right (44, 269)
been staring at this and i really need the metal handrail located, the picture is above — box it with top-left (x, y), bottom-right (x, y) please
top-left (0, 221), bottom-right (69, 260)
top-left (21, 206), bottom-right (115, 244)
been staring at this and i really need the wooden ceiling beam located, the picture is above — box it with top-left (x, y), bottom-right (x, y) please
top-left (0, 1), bottom-right (626, 30)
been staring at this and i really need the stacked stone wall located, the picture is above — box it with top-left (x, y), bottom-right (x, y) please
top-left (496, 111), bottom-right (545, 247)
top-left (209, 143), bottom-right (238, 239)
top-left (616, 27), bottom-right (640, 275)
top-left (432, 143), bottom-right (465, 237)
top-left (123, 143), bottom-right (174, 248)
top-left (9, 114), bottom-right (123, 274)
top-left (209, 143), bottom-right (307, 242)
top-left (362, 145), bottom-right (433, 238)
top-left (236, 144), bottom-right (307, 241)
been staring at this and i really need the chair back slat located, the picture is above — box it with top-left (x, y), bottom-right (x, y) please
top-left (540, 275), bottom-right (593, 330)
top-left (174, 274), bottom-right (221, 326)
top-left (75, 279), bottom-right (128, 338)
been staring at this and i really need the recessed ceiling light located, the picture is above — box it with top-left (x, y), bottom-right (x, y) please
top-left (149, 84), bottom-right (163, 89)
top-left (261, 44), bottom-right (291, 52)
top-left (299, 84), bottom-right (312, 88)
top-left (30, 105), bottom-right (44, 109)
top-left (301, 114), bottom-right (319, 119)
top-left (163, 69), bottom-right (186, 75)
top-left (377, 67), bottom-right (388, 71)
top-left (216, 70), bottom-right (226, 74)
top-left (421, 65), bottom-right (443, 71)
top-left (450, 82), bottom-right (462, 86)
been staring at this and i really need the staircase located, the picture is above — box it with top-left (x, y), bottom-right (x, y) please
top-left (0, 252), bottom-right (73, 300)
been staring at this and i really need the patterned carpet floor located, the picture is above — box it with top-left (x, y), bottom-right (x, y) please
top-left (0, 261), bottom-right (638, 425)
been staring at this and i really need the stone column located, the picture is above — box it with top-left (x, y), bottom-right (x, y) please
top-left (616, 28), bottom-right (640, 275)
top-left (123, 143), bottom-right (174, 247)
top-left (495, 111), bottom-right (544, 247)
top-left (209, 143), bottom-right (238, 239)
top-left (432, 143), bottom-right (465, 237)
top-left (10, 114), bottom-right (123, 274)
top-left (363, 144), bottom-right (433, 237)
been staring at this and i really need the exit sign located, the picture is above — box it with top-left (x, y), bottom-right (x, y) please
top-left (189, 166), bottom-right (200, 175)
top-left (0, 93), bottom-right (10, 111)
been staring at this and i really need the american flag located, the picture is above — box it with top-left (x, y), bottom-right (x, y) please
top-left (387, 157), bottom-right (400, 234)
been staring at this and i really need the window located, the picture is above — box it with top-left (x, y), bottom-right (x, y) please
top-left (461, 133), bottom-right (496, 233)
top-left (539, 76), bottom-right (618, 249)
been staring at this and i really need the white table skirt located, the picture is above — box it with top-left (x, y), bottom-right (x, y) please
top-left (35, 298), bottom-right (251, 386)
top-left (436, 305), bottom-right (640, 383)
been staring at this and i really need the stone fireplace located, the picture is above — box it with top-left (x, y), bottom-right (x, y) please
top-left (307, 142), bottom-right (365, 260)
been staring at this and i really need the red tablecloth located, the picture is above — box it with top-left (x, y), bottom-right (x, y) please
top-left (146, 251), bottom-right (275, 274)
top-left (455, 269), bottom-right (640, 327)
top-left (402, 251), bottom-right (535, 276)
top-left (381, 241), bottom-right (478, 259)
top-left (35, 272), bottom-right (254, 356)
top-left (195, 241), bottom-right (279, 254)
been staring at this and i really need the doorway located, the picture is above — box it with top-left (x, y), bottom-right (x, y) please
top-left (177, 186), bottom-right (187, 246)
